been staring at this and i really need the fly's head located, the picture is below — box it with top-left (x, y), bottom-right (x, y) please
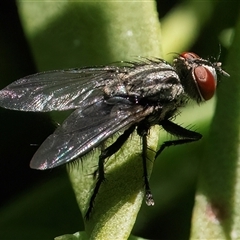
top-left (173, 52), bottom-right (230, 103)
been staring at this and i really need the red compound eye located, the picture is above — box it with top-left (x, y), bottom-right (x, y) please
top-left (194, 66), bottom-right (216, 100)
top-left (180, 52), bottom-right (200, 60)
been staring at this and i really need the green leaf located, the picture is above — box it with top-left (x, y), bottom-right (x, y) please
top-left (55, 231), bottom-right (87, 240)
top-left (190, 10), bottom-right (240, 239)
top-left (55, 232), bottom-right (147, 240)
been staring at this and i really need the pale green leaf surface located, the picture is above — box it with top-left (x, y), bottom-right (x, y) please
top-left (55, 231), bottom-right (147, 240)
top-left (191, 10), bottom-right (240, 240)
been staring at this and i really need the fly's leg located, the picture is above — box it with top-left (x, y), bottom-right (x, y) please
top-left (137, 123), bottom-right (154, 207)
top-left (85, 125), bottom-right (136, 219)
top-left (142, 132), bottom-right (155, 206)
top-left (156, 119), bottom-right (202, 158)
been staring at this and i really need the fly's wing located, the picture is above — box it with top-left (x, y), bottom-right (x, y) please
top-left (30, 101), bottom-right (153, 170)
top-left (0, 67), bottom-right (118, 111)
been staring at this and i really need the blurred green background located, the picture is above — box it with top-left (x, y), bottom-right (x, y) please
top-left (0, 0), bottom-right (239, 239)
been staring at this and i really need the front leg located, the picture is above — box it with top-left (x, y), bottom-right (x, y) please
top-left (156, 119), bottom-right (202, 158)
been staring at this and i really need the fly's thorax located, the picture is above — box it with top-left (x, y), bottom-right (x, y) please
top-left (102, 72), bottom-right (127, 98)
top-left (104, 60), bottom-right (186, 105)
top-left (126, 73), bottom-right (183, 100)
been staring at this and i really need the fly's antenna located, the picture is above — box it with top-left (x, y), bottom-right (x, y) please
top-left (217, 44), bottom-right (222, 62)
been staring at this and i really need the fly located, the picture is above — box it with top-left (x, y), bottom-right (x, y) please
top-left (0, 52), bottom-right (229, 218)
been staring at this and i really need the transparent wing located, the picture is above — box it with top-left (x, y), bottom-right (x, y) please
top-left (30, 101), bottom-right (152, 170)
top-left (0, 67), bottom-right (118, 111)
